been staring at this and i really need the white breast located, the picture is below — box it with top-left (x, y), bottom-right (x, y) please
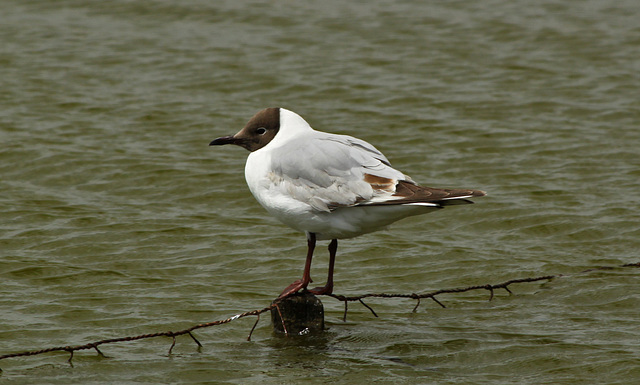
top-left (245, 149), bottom-right (315, 232)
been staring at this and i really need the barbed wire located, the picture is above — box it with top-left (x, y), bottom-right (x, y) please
top-left (328, 274), bottom-right (558, 320)
top-left (1, 262), bottom-right (638, 369)
top-left (0, 304), bottom-right (276, 366)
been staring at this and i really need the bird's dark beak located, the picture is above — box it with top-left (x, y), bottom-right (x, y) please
top-left (209, 135), bottom-right (239, 146)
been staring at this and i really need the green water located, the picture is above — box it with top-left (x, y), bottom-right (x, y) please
top-left (2, 0), bottom-right (640, 383)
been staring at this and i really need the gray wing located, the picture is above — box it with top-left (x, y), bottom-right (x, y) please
top-left (268, 131), bottom-right (410, 212)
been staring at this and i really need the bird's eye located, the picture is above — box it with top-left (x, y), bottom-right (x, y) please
top-left (256, 127), bottom-right (267, 135)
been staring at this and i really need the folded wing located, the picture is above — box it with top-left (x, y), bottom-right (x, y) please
top-left (268, 131), bottom-right (484, 212)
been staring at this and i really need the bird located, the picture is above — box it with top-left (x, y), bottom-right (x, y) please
top-left (210, 108), bottom-right (485, 298)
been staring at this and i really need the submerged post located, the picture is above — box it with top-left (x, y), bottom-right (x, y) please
top-left (271, 291), bottom-right (324, 335)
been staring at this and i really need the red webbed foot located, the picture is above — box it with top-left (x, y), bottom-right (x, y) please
top-left (278, 278), bottom-right (312, 299)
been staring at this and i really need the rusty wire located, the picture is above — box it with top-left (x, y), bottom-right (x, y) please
top-left (1, 262), bottom-right (638, 367)
top-left (0, 304), bottom-right (277, 364)
top-left (328, 274), bottom-right (557, 320)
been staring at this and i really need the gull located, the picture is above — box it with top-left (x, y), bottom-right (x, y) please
top-left (210, 108), bottom-right (485, 298)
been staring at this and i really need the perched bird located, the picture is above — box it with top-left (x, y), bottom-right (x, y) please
top-left (210, 108), bottom-right (485, 298)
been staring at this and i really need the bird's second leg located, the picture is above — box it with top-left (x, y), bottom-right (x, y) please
top-left (279, 233), bottom-right (316, 298)
top-left (308, 239), bottom-right (337, 295)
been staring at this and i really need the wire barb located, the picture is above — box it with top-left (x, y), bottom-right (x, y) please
top-left (358, 299), bottom-right (378, 318)
top-left (93, 345), bottom-right (106, 358)
top-left (430, 295), bottom-right (446, 308)
top-left (247, 314), bottom-right (260, 341)
top-left (412, 297), bottom-right (421, 313)
top-left (274, 303), bottom-right (288, 336)
top-left (487, 286), bottom-right (495, 301)
top-left (168, 336), bottom-right (177, 355)
top-left (67, 349), bottom-right (74, 366)
top-left (188, 332), bottom-right (203, 348)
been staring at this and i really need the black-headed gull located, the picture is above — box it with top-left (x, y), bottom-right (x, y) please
top-left (210, 108), bottom-right (485, 298)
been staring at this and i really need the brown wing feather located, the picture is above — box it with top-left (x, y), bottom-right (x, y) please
top-left (363, 173), bottom-right (395, 192)
top-left (366, 179), bottom-right (486, 206)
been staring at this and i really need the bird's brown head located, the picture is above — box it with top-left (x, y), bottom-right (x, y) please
top-left (209, 107), bottom-right (280, 152)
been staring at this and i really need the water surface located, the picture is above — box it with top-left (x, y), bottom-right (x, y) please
top-left (1, 0), bottom-right (640, 383)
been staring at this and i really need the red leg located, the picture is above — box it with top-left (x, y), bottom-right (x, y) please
top-left (279, 233), bottom-right (316, 298)
top-left (308, 239), bottom-right (337, 295)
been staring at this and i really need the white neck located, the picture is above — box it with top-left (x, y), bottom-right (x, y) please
top-left (263, 108), bottom-right (313, 150)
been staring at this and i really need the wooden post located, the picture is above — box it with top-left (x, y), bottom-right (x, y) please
top-left (271, 291), bottom-right (324, 335)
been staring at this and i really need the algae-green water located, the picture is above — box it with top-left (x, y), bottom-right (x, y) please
top-left (2, 1), bottom-right (640, 383)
